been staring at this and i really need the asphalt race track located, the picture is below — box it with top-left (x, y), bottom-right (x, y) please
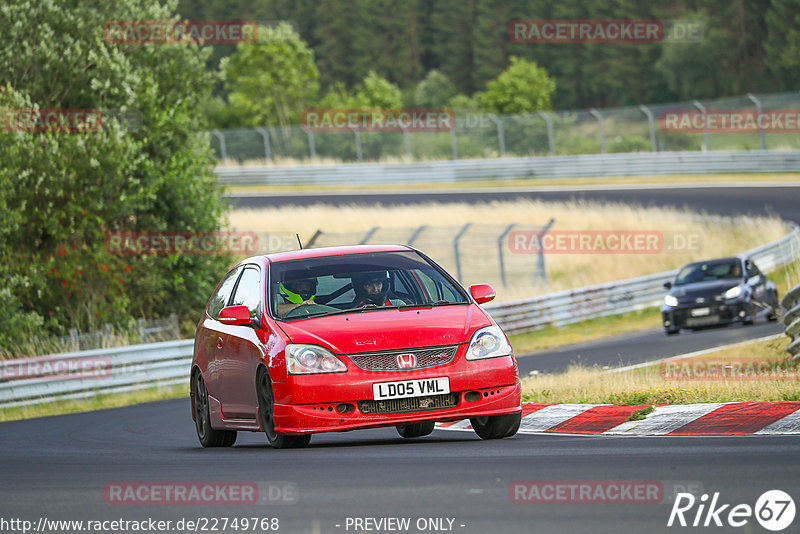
top-left (3, 184), bottom-right (800, 534)
top-left (516, 321), bottom-right (784, 376)
top-left (228, 184), bottom-right (800, 224)
top-left (2, 401), bottom-right (799, 534)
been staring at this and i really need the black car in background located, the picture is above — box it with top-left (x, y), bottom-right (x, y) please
top-left (661, 257), bottom-right (779, 335)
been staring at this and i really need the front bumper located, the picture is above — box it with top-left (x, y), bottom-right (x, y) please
top-left (662, 301), bottom-right (747, 329)
top-left (271, 349), bottom-right (521, 434)
top-left (272, 382), bottom-right (521, 434)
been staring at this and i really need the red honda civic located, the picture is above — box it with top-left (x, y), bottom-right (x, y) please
top-left (190, 245), bottom-right (522, 448)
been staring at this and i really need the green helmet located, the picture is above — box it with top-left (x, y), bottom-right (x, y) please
top-left (279, 279), bottom-right (317, 304)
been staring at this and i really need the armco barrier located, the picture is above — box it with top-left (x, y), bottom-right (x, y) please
top-left (485, 225), bottom-right (800, 334)
top-left (781, 284), bottom-right (800, 360)
top-left (215, 150), bottom-right (800, 186)
top-left (0, 340), bottom-right (193, 409)
top-left (2, 227), bottom-right (799, 409)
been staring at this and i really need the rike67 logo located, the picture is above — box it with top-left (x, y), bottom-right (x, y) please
top-left (668, 490), bottom-right (795, 531)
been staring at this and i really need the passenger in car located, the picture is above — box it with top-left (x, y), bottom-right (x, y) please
top-left (277, 278), bottom-right (317, 317)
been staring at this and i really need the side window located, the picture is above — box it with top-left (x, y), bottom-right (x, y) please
top-left (746, 260), bottom-right (760, 278)
top-left (230, 266), bottom-right (262, 319)
top-left (415, 270), bottom-right (460, 302)
top-left (207, 266), bottom-right (243, 319)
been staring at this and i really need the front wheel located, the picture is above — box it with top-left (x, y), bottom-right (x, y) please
top-left (470, 412), bottom-right (521, 440)
top-left (193, 373), bottom-right (237, 447)
top-left (256, 367), bottom-right (311, 449)
top-left (396, 422), bottom-right (435, 438)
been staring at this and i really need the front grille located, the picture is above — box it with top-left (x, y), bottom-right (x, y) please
top-left (348, 346), bottom-right (458, 371)
top-left (358, 393), bottom-right (459, 415)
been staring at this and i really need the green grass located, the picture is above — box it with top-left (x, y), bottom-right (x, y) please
top-left (627, 406), bottom-right (655, 421)
top-left (0, 383), bottom-right (188, 423)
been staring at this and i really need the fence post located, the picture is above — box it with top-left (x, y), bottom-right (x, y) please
top-left (497, 224), bottom-right (516, 287)
top-left (639, 105), bottom-right (658, 152)
top-left (138, 318), bottom-right (147, 343)
top-left (69, 328), bottom-right (79, 352)
top-left (169, 313), bottom-right (179, 339)
top-left (254, 127), bottom-right (272, 160)
top-left (305, 229), bottom-right (323, 248)
top-left (589, 108), bottom-right (605, 153)
top-left (306, 130), bottom-right (317, 161)
top-left (453, 223), bottom-right (472, 281)
top-left (359, 226), bottom-right (379, 244)
top-left (746, 93), bottom-right (766, 150)
top-left (450, 128), bottom-right (459, 160)
top-left (692, 100), bottom-right (710, 151)
top-left (538, 111), bottom-right (555, 155)
top-left (211, 130), bottom-right (227, 161)
top-left (407, 225), bottom-right (427, 247)
top-left (352, 128), bottom-right (363, 162)
top-left (489, 115), bottom-right (505, 156)
top-left (402, 128), bottom-right (412, 160)
top-left (535, 218), bottom-right (555, 287)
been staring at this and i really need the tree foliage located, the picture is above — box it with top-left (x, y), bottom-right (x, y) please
top-left (0, 0), bottom-right (230, 352)
top-left (478, 57), bottom-right (556, 113)
top-left (222, 22), bottom-right (319, 128)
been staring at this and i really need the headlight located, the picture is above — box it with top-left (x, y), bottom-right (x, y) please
top-left (286, 344), bottom-right (347, 374)
top-left (724, 286), bottom-right (742, 299)
top-left (664, 295), bottom-right (678, 307)
top-left (466, 326), bottom-right (513, 361)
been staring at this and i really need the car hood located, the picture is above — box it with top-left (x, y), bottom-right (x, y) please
top-left (276, 304), bottom-right (492, 354)
top-left (670, 279), bottom-right (741, 298)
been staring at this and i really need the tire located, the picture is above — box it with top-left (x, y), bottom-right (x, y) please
top-left (256, 367), bottom-right (311, 449)
top-left (769, 292), bottom-right (780, 321)
top-left (396, 422), bottom-right (435, 438)
top-left (470, 412), bottom-right (521, 440)
top-left (192, 372), bottom-right (237, 447)
top-left (743, 301), bottom-right (756, 325)
top-left (665, 328), bottom-right (679, 336)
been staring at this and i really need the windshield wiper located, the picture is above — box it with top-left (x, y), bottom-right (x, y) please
top-left (396, 300), bottom-right (460, 309)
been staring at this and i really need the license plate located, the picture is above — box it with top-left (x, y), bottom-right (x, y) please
top-left (372, 377), bottom-right (450, 400)
top-left (691, 307), bottom-right (711, 317)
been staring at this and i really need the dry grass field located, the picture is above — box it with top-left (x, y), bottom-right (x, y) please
top-left (228, 199), bottom-right (788, 302)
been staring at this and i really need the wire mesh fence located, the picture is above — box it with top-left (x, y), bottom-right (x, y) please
top-left (210, 91), bottom-right (800, 163)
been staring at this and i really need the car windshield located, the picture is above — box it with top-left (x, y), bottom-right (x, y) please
top-left (674, 260), bottom-right (743, 286)
top-left (269, 250), bottom-right (469, 320)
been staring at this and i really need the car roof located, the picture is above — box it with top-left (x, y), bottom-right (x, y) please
top-left (264, 244), bottom-right (413, 263)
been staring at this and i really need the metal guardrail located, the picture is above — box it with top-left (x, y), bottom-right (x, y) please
top-left (485, 226), bottom-right (800, 334)
top-left (2, 227), bottom-right (798, 409)
top-left (0, 340), bottom-right (193, 409)
top-left (781, 284), bottom-right (800, 360)
top-left (215, 150), bottom-right (800, 186)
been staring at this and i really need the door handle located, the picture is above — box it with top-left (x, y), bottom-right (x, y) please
top-left (216, 337), bottom-right (224, 349)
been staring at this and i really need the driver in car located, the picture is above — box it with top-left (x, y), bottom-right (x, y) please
top-left (277, 278), bottom-right (317, 317)
top-left (351, 271), bottom-right (402, 307)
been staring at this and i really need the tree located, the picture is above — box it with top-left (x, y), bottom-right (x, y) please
top-left (414, 70), bottom-right (458, 108)
top-left (222, 22), bottom-right (319, 128)
top-left (764, 0), bottom-right (800, 89)
top-left (478, 57), bottom-right (556, 113)
top-left (0, 0), bottom-right (230, 352)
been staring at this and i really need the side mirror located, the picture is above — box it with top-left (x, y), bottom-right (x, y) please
top-left (663, 281), bottom-right (672, 290)
top-left (219, 305), bottom-right (254, 326)
top-left (470, 284), bottom-right (496, 304)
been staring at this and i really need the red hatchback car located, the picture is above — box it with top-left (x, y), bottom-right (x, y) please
top-left (190, 245), bottom-right (522, 448)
